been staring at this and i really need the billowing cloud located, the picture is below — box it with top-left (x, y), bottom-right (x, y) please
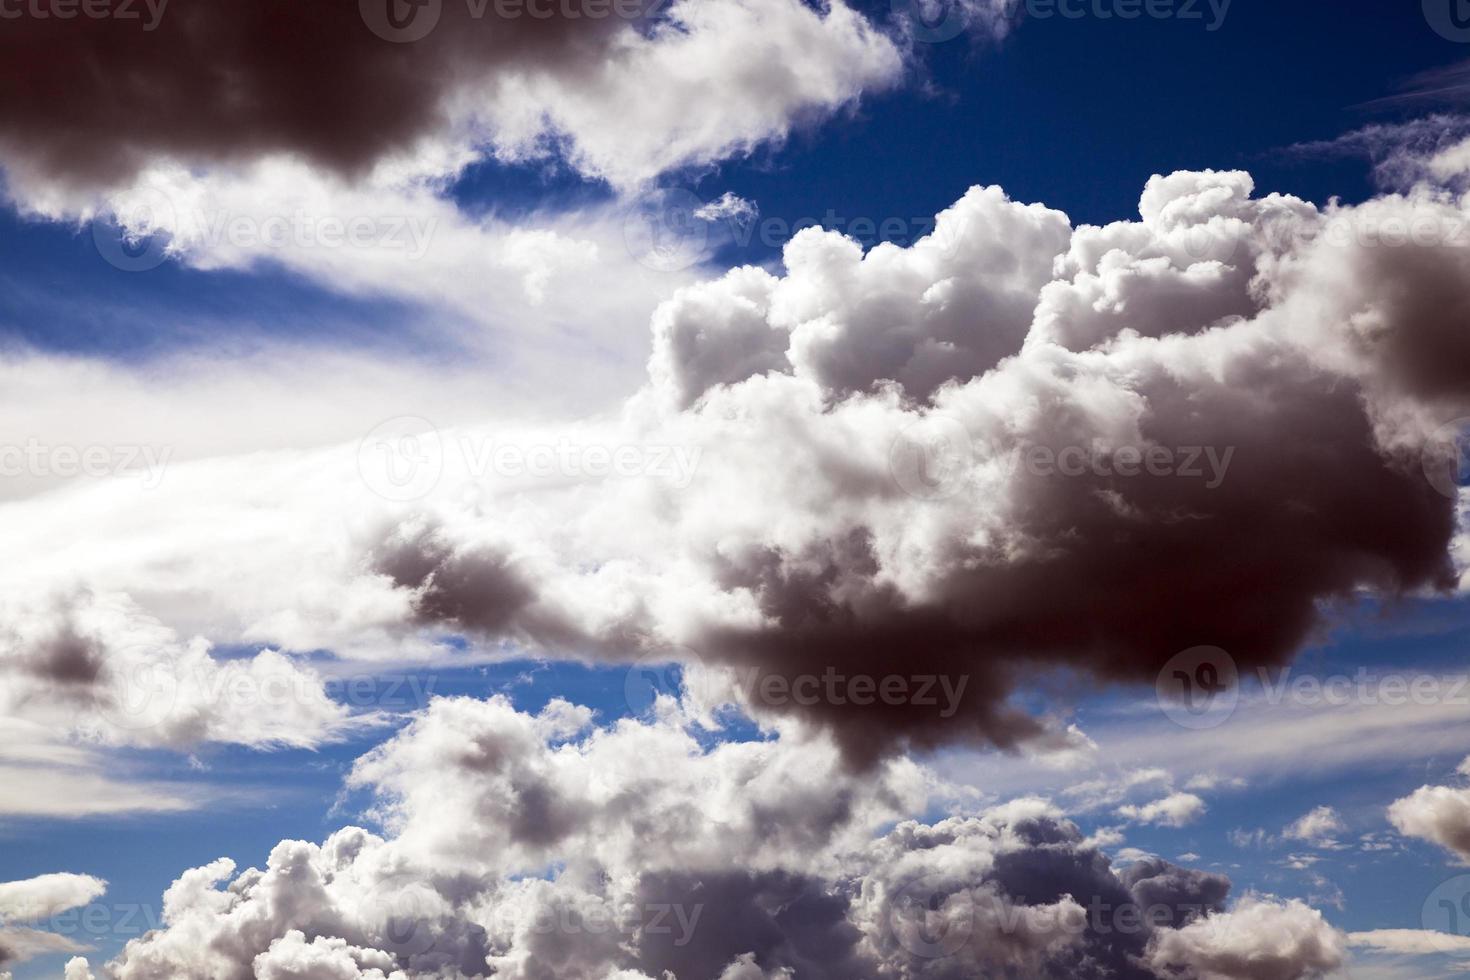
top-left (7, 163), bottom-right (1470, 767)
top-left (1117, 793), bottom-right (1206, 829)
top-left (0, 589), bottom-right (371, 751)
top-left (1283, 807), bottom-right (1346, 848)
top-left (102, 694), bottom-right (1340, 980)
top-left (1143, 895), bottom-right (1344, 980)
top-left (1388, 757), bottom-right (1470, 860)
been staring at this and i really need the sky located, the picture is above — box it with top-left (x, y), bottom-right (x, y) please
top-left (4, 0), bottom-right (1470, 978)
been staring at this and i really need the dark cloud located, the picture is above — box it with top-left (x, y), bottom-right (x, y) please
top-left (372, 523), bottom-right (538, 636)
top-left (0, 0), bottom-right (658, 192)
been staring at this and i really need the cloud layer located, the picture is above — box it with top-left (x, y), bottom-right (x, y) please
top-left (7, 165), bottom-right (1470, 767)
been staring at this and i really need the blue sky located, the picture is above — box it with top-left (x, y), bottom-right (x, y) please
top-left (5, 0), bottom-right (1470, 978)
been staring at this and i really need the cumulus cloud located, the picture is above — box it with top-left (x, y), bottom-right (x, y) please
top-left (1388, 757), bottom-right (1470, 861)
top-left (0, 589), bottom-right (372, 752)
top-left (1118, 793), bottom-right (1207, 829)
top-left (101, 693), bottom-right (1339, 980)
top-left (1283, 807), bottom-right (1346, 848)
top-left (7, 161), bottom-right (1470, 767)
top-left (1143, 895), bottom-right (1345, 980)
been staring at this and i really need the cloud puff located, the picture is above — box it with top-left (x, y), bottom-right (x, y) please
top-left (1283, 807), bottom-right (1346, 848)
top-left (1388, 758), bottom-right (1470, 861)
top-left (104, 693), bottom-right (1340, 980)
top-left (0, 873), bottom-right (107, 969)
top-left (0, 589), bottom-right (370, 752)
top-left (1118, 793), bottom-right (1206, 829)
top-left (1143, 895), bottom-right (1344, 980)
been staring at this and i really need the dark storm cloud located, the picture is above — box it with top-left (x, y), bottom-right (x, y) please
top-left (693, 358), bottom-right (1456, 765)
top-left (356, 174), bottom-right (1470, 769)
top-left (372, 522), bottom-right (539, 636)
top-left (633, 870), bottom-right (870, 980)
top-left (0, 0), bottom-right (658, 191)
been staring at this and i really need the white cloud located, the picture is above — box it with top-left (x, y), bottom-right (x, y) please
top-left (1349, 929), bottom-right (1470, 954)
top-left (1144, 895), bottom-right (1345, 980)
top-left (1118, 792), bottom-right (1206, 828)
top-left (1389, 780), bottom-right (1470, 862)
top-left (0, 874), bottom-right (108, 972)
top-left (1284, 806), bottom-right (1347, 847)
